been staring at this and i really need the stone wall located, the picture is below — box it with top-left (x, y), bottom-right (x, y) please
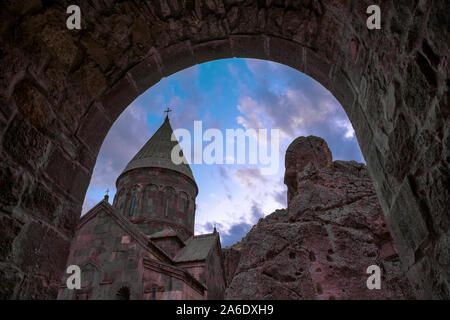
top-left (58, 202), bottom-right (149, 300)
top-left (142, 259), bottom-right (205, 300)
top-left (58, 200), bottom-right (207, 300)
top-left (222, 247), bottom-right (241, 287)
top-left (0, 1), bottom-right (448, 299)
top-left (114, 167), bottom-right (197, 241)
top-left (203, 238), bottom-right (227, 299)
top-left (224, 136), bottom-right (415, 300)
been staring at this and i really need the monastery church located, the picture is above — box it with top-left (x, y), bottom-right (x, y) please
top-left (58, 115), bottom-right (226, 300)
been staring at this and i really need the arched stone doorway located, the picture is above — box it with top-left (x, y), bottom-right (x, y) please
top-left (0, 1), bottom-right (448, 299)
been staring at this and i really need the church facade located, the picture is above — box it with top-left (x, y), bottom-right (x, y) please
top-left (57, 116), bottom-right (226, 300)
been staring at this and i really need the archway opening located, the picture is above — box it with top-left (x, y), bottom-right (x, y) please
top-left (82, 58), bottom-right (364, 248)
top-left (116, 286), bottom-right (130, 300)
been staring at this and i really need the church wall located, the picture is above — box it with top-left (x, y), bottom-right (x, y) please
top-left (143, 263), bottom-right (204, 300)
top-left (57, 208), bottom-right (151, 300)
top-left (114, 167), bottom-right (197, 240)
top-left (175, 261), bottom-right (206, 283)
top-left (174, 243), bottom-right (226, 299)
top-left (152, 237), bottom-right (184, 259)
top-left (203, 241), bottom-right (226, 300)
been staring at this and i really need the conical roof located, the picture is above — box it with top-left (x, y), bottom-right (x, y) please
top-left (120, 116), bottom-right (195, 182)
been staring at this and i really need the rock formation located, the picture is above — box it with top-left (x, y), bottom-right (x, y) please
top-left (224, 136), bottom-right (415, 300)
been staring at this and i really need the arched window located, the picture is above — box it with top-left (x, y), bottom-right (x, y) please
top-left (144, 184), bottom-right (158, 215)
top-left (179, 192), bottom-right (189, 212)
top-left (80, 262), bottom-right (100, 289)
top-left (129, 195), bottom-right (135, 217)
top-left (116, 286), bottom-right (130, 300)
top-left (163, 187), bottom-right (174, 216)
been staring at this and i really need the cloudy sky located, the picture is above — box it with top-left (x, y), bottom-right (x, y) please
top-left (82, 58), bottom-right (364, 247)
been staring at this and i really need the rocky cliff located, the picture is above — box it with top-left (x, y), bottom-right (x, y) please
top-left (223, 136), bottom-right (415, 300)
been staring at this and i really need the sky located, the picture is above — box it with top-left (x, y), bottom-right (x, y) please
top-left (81, 58), bottom-right (365, 247)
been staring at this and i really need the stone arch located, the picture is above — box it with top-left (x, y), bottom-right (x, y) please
top-left (80, 261), bottom-right (102, 290)
top-left (112, 281), bottom-right (133, 300)
top-left (127, 186), bottom-right (142, 217)
top-left (133, 185), bottom-right (144, 216)
top-left (0, 1), bottom-right (448, 299)
top-left (116, 286), bottom-right (131, 300)
top-left (178, 191), bottom-right (189, 212)
top-left (163, 186), bottom-right (176, 217)
top-left (143, 183), bottom-right (159, 216)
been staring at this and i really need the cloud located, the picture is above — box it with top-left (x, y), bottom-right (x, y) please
top-left (273, 190), bottom-right (287, 207)
top-left (81, 102), bottom-right (152, 213)
top-left (240, 59), bottom-right (364, 163)
top-left (81, 195), bottom-right (97, 214)
top-left (233, 166), bottom-right (268, 188)
top-left (250, 202), bottom-right (264, 221)
top-left (94, 103), bottom-right (151, 184)
top-left (218, 166), bottom-right (229, 180)
top-left (220, 222), bottom-right (253, 247)
top-left (194, 164), bottom-right (285, 246)
top-left (199, 202), bottom-right (264, 247)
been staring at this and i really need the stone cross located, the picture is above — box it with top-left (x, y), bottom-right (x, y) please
top-left (164, 107), bottom-right (172, 118)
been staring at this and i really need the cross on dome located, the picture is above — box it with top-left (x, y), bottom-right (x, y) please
top-left (164, 107), bottom-right (172, 119)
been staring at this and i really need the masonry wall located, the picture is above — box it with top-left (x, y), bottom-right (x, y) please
top-left (204, 241), bottom-right (227, 300)
top-left (152, 237), bottom-right (184, 259)
top-left (114, 167), bottom-right (197, 241)
top-left (57, 208), bottom-right (150, 300)
top-left (142, 263), bottom-right (205, 300)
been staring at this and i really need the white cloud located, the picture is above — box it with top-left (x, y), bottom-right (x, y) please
top-left (81, 102), bottom-right (152, 213)
top-left (194, 165), bottom-right (286, 240)
top-left (335, 119), bottom-right (356, 139)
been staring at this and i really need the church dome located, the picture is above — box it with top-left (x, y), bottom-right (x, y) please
top-left (120, 116), bottom-right (195, 183)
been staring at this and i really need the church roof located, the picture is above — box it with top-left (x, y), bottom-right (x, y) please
top-left (78, 198), bottom-right (174, 264)
top-left (120, 116), bottom-right (195, 182)
top-left (148, 227), bottom-right (185, 244)
top-left (149, 227), bottom-right (179, 239)
top-left (173, 233), bottom-right (219, 263)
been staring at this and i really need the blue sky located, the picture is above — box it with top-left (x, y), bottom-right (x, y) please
top-left (82, 58), bottom-right (364, 247)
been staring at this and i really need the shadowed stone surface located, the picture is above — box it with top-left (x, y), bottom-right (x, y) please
top-left (224, 136), bottom-right (416, 300)
top-left (0, 1), bottom-right (449, 299)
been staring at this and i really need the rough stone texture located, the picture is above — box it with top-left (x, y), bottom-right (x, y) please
top-left (58, 198), bottom-right (226, 300)
top-left (115, 167), bottom-right (197, 241)
top-left (225, 136), bottom-right (416, 300)
top-left (222, 248), bottom-right (241, 287)
top-left (284, 136), bottom-right (333, 203)
top-left (0, 1), bottom-right (449, 299)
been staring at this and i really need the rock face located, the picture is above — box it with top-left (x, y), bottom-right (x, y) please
top-left (224, 136), bottom-right (415, 300)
